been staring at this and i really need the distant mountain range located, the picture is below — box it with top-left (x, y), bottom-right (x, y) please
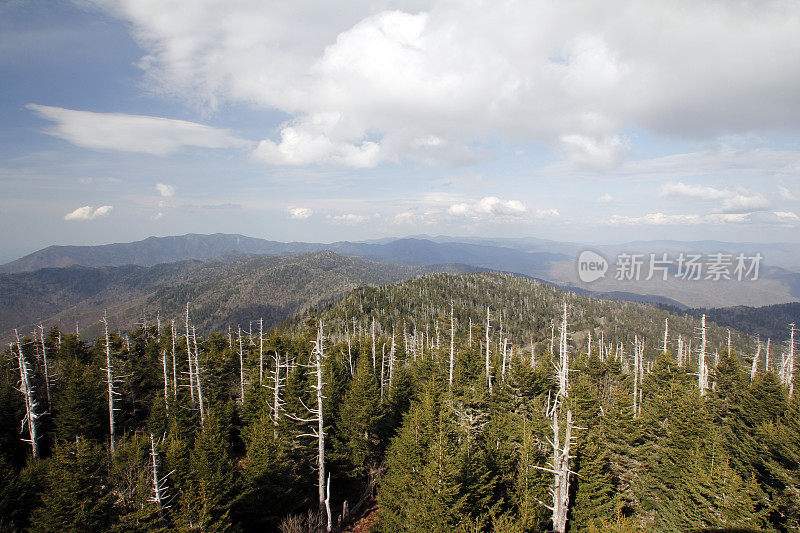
top-left (4, 233), bottom-right (800, 308)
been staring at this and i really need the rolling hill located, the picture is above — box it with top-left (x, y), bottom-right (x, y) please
top-left (0, 251), bottom-right (479, 342)
top-left (4, 233), bottom-right (800, 308)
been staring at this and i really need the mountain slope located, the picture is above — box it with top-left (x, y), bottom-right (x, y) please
top-left (4, 233), bottom-right (800, 308)
top-left (0, 252), bottom-right (478, 341)
top-left (685, 301), bottom-right (800, 342)
top-left (298, 271), bottom-right (752, 361)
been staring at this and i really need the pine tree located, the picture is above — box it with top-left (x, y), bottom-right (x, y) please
top-left (29, 439), bottom-right (117, 532)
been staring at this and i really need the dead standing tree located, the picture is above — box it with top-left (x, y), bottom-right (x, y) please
top-left (185, 304), bottom-right (205, 426)
top-left (534, 301), bottom-right (576, 533)
top-left (698, 314), bottom-right (709, 395)
top-left (485, 307), bottom-right (493, 393)
top-left (37, 324), bottom-right (51, 411)
top-left (14, 330), bottom-right (39, 459)
top-left (101, 314), bottom-right (121, 455)
top-left (287, 321), bottom-right (333, 532)
top-left (148, 433), bottom-right (172, 516)
top-left (449, 301), bottom-right (456, 391)
top-left (264, 349), bottom-right (286, 439)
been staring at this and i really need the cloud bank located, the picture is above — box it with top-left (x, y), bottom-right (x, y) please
top-left (92, 0), bottom-right (800, 168)
top-left (28, 104), bottom-right (249, 155)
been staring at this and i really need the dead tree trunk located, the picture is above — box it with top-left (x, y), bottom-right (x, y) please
top-left (535, 303), bottom-right (575, 533)
top-left (288, 322), bottom-right (332, 532)
top-left (171, 320), bottom-right (177, 400)
top-left (788, 324), bottom-right (795, 397)
top-left (15, 331), bottom-right (39, 459)
top-left (259, 318), bottom-right (264, 386)
top-left (372, 318), bottom-right (377, 374)
top-left (161, 349), bottom-right (169, 414)
top-left (751, 337), bottom-right (761, 383)
top-left (485, 307), bottom-right (493, 393)
top-left (449, 301), bottom-right (455, 391)
top-left (633, 336), bottom-right (640, 417)
top-left (37, 324), bottom-right (51, 411)
top-left (270, 351), bottom-right (285, 438)
top-left (185, 304), bottom-right (196, 409)
top-left (102, 315), bottom-right (118, 454)
top-left (148, 434), bottom-right (170, 516)
top-left (238, 326), bottom-right (245, 405)
top-left (766, 338), bottom-right (771, 373)
top-left (663, 318), bottom-right (669, 354)
top-left (192, 326), bottom-right (205, 425)
top-left (698, 314), bottom-right (709, 395)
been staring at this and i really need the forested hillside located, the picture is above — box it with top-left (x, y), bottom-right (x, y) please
top-left (687, 301), bottom-right (800, 343)
top-left (1, 272), bottom-right (797, 532)
top-left (0, 251), bottom-right (477, 342)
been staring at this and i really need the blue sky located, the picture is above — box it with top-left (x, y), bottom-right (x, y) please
top-left (2, 0), bottom-right (800, 262)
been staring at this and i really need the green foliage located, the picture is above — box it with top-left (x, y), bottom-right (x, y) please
top-left (29, 439), bottom-right (117, 532)
top-left (1, 271), bottom-right (798, 532)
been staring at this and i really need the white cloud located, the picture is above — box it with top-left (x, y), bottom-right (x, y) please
top-left (287, 206), bottom-right (312, 219)
top-left (27, 104), bottom-right (249, 155)
top-left (327, 213), bottom-right (367, 224)
top-left (534, 208), bottom-right (561, 219)
top-left (719, 193), bottom-right (770, 214)
top-left (597, 193), bottom-right (614, 203)
top-left (155, 183), bottom-right (175, 197)
top-left (659, 182), bottom-right (729, 200)
top-left (559, 134), bottom-right (629, 171)
top-left (252, 113), bottom-right (383, 168)
top-left (779, 185), bottom-right (796, 200)
top-left (607, 210), bottom-right (798, 227)
top-left (63, 205), bottom-right (113, 221)
top-left (448, 196), bottom-right (527, 220)
top-left (96, 1), bottom-right (800, 167)
top-left (659, 181), bottom-right (770, 214)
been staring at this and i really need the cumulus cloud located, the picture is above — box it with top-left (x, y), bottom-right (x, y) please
top-left (252, 113), bottom-right (382, 168)
top-left (659, 181), bottom-right (770, 214)
top-left (155, 183), bottom-right (175, 197)
top-left (27, 104), bottom-right (249, 155)
top-left (287, 207), bottom-right (312, 219)
top-left (448, 196), bottom-right (527, 219)
top-left (63, 205), bottom-right (113, 221)
top-left (94, 1), bottom-right (800, 167)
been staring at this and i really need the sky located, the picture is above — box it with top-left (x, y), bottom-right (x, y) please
top-left (2, 0), bottom-right (800, 262)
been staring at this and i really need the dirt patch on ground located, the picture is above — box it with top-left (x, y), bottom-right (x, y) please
top-left (341, 504), bottom-right (379, 532)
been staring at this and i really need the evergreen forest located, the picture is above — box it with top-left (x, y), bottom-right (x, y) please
top-left (1, 272), bottom-right (798, 532)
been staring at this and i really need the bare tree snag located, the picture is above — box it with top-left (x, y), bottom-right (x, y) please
top-left (698, 314), bottom-right (709, 395)
top-left (485, 307), bottom-right (493, 393)
top-left (37, 324), bottom-right (51, 411)
top-left (101, 314), bottom-right (118, 454)
top-left (449, 301), bottom-right (455, 390)
top-left (238, 326), bottom-right (245, 405)
top-left (751, 336), bottom-right (761, 383)
top-left (14, 330), bottom-right (39, 459)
